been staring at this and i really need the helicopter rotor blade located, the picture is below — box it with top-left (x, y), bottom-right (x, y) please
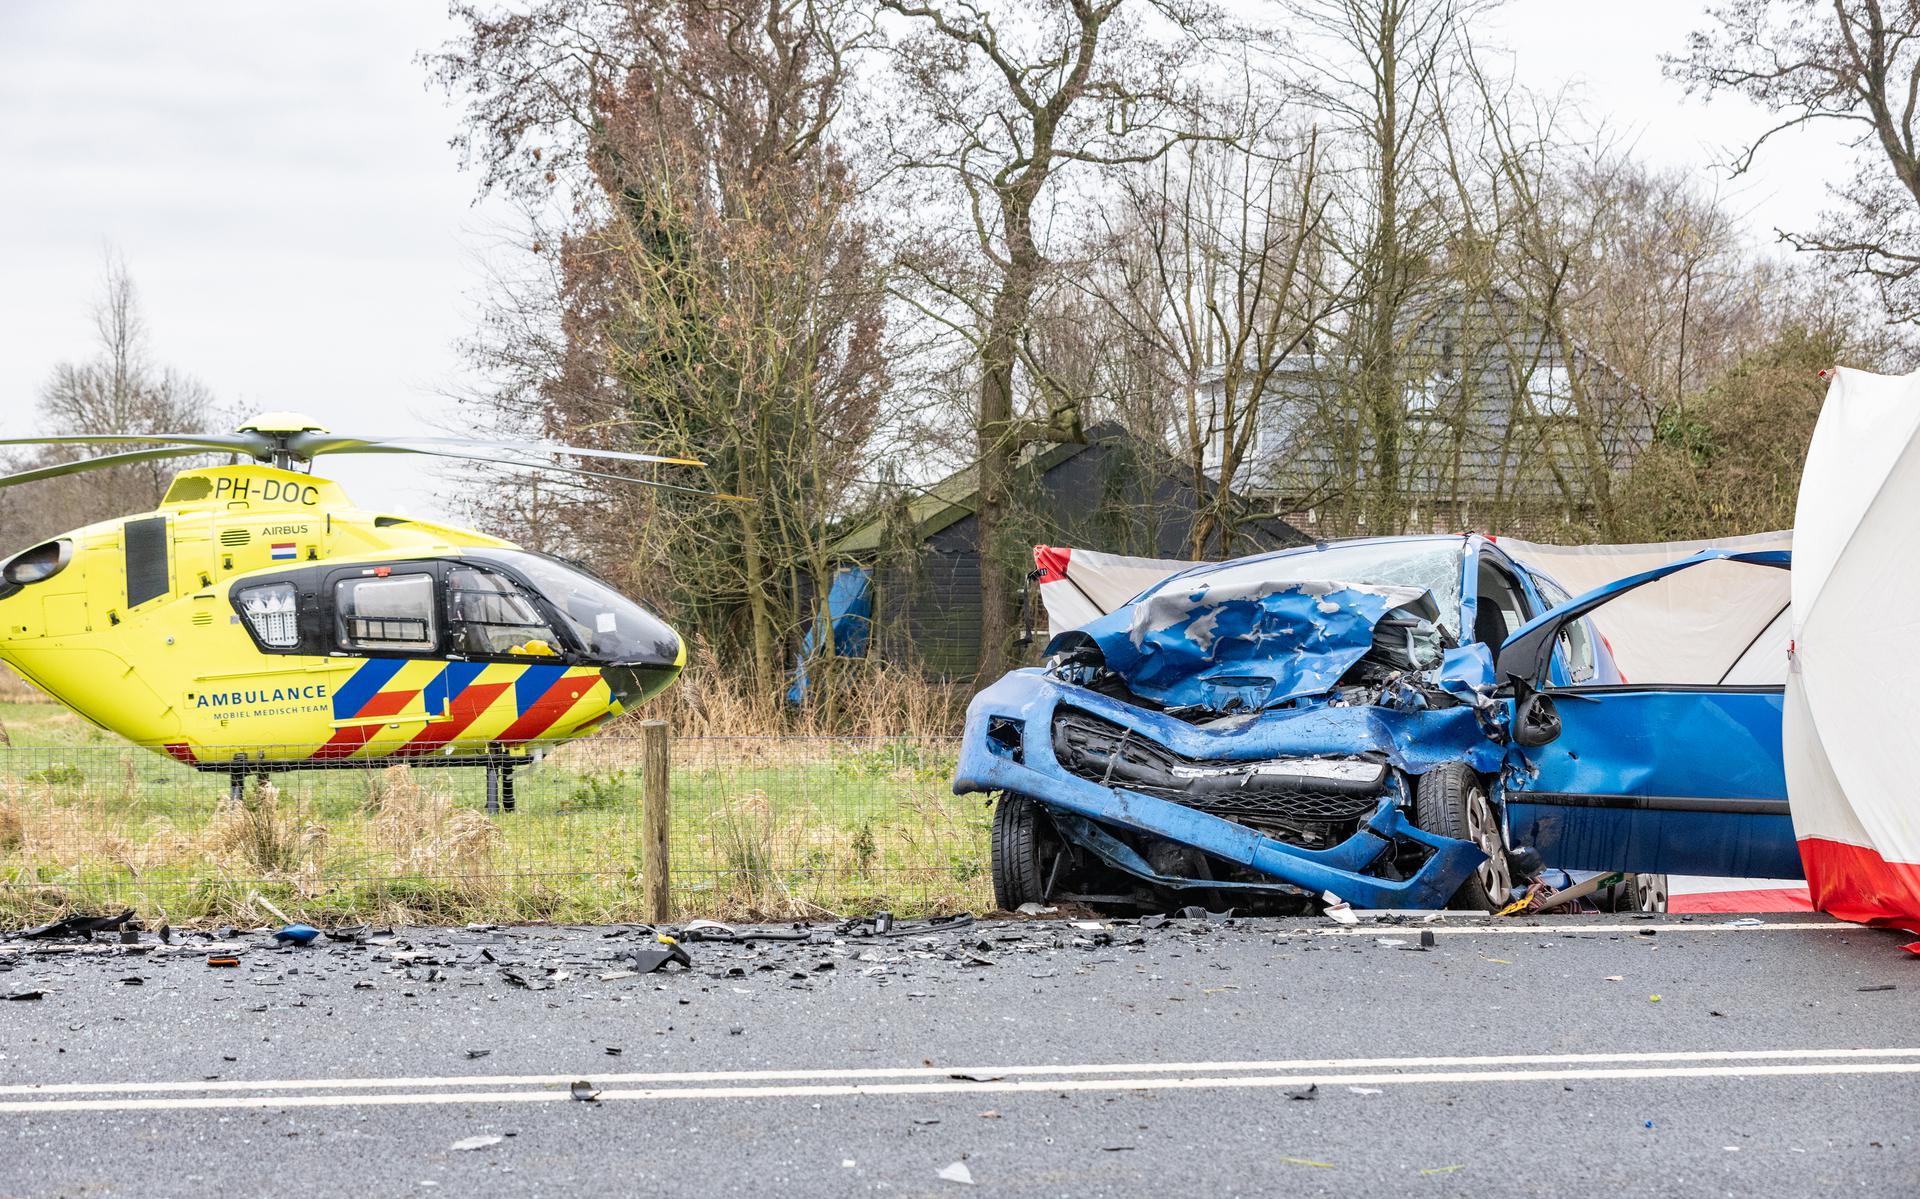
top-left (422, 448), bottom-right (755, 503)
top-left (0, 444), bottom-right (232, 489)
top-left (0, 432), bottom-right (271, 457)
top-left (288, 433), bottom-right (705, 469)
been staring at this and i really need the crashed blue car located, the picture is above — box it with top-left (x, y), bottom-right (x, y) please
top-left (953, 535), bottom-right (1801, 913)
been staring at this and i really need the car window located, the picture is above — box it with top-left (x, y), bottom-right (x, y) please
top-left (1473, 558), bottom-right (1532, 647)
top-left (1535, 575), bottom-right (1597, 683)
top-left (335, 573), bottom-right (437, 652)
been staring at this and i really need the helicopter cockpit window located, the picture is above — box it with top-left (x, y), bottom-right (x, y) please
top-left (236, 582), bottom-right (301, 649)
top-left (447, 565), bottom-right (560, 657)
top-left (335, 573), bottom-right (437, 652)
top-left (481, 549), bottom-right (680, 665)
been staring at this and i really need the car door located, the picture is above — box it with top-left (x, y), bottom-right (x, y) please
top-left (1493, 549), bottom-right (1804, 880)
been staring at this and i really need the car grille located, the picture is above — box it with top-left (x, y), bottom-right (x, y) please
top-left (1049, 710), bottom-right (1385, 832)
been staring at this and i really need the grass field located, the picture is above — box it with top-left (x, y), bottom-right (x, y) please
top-left (0, 700), bottom-right (992, 926)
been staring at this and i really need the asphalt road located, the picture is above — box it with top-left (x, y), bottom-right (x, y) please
top-left (1, 912), bottom-right (1916, 1197)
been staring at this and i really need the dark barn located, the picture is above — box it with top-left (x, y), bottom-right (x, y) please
top-left (825, 424), bottom-right (1307, 680)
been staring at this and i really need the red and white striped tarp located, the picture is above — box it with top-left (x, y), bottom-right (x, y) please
top-left (1785, 367), bottom-right (1920, 941)
top-left (1034, 546), bottom-right (1199, 639)
top-left (1668, 877), bottom-right (1813, 914)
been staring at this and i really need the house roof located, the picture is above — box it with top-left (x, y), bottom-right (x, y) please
top-left (828, 422), bottom-right (1302, 558)
top-left (827, 435), bottom-right (1096, 557)
top-left (1190, 286), bottom-right (1638, 397)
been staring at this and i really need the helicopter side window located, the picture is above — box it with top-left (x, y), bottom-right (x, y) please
top-left (335, 573), bottom-right (437, 653)
top-left (236, 582), bottom-right (301, 649)
top-left (446, 565), bottom-right (560, 658)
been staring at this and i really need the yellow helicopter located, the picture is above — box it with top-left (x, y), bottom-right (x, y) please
top-left (0, 412), bottom-right (716, 801)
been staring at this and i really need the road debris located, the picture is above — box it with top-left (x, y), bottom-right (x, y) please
top-left (450, 1135), bottom-right (503, 1151)
top-left (569, 1080), bottom-right (601, 1102)
top-left (20, 910), bottom-right (135, 941)
top-left (273, 924), bottom-right (320, 946)
top-left (937, 1161), bottom-right (975, 1185)
top-left (626, 937), bottom-right (694, 973)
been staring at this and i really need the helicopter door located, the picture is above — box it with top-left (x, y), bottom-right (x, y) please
top-left (328, 570), bottom-right (443, 729)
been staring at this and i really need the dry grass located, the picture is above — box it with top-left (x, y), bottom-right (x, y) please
top-left (658, 641), bottom-right (969, 739)
top-left (365, 768), bottom-right (504, 879)
top-left (0, 660), bottom-right (991, 927)
top-left (0, 665), bottom-right (49, 704)
top-left (0, 732), bottom-right (990, 928)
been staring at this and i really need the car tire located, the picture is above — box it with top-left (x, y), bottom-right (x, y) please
top-left (1414, 764), bottom-right (1513, 912)
top-left (1606, 873), bottom-right (1669, 914)
top-left (991, 793), bottom-right (1062, 911)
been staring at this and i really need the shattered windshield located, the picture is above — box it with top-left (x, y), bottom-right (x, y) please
top-left (1144, 540), bottom-right (1467, 640)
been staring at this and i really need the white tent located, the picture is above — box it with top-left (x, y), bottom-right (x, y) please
top-left (1784, 367), bottom-right (1920, 933)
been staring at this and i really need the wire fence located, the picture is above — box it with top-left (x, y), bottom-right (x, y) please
top-left (0, 734), bottom-right (992, 926)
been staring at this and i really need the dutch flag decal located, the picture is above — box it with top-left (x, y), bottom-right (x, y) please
top-left (270, 541), bottom-right (297, 561)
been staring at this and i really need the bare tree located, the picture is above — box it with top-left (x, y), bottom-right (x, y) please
top-left (1670, 1), bottom-right (1920, 320)
top-left (430, 1), bottom-right (887, 709)
top-left (878, 0), bottom-right (1222, 680)
top-left (2, 255), bottom-right (220, 545)
top-left (1086, 114), bottom-right (1341, 556)
top-left (1278, 0), bottom-right (1490, 535)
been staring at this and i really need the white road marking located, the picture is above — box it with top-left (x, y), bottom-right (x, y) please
top-left (5, 1046), bottom-right (1917, 1097)
top-left (2, 1047), bottom-right (1917, 1111)
top-left (4, 1059), bottom-right (1919, 1115)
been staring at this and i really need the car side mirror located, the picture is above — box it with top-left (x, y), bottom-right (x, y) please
top-left (1514, 690), bottom-right (1562, 747)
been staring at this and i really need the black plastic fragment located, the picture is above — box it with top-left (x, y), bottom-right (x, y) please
top-left (628, 941), bottom-right (693, 973)
top-left (21, 910), bottom-right (134, 941)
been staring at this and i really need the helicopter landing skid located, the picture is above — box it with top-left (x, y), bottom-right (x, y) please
top-left (203, 749), bottom-right (541, 816)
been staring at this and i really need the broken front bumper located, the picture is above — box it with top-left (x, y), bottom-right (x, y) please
top-left (952, 670), bottom-right (1488, 909)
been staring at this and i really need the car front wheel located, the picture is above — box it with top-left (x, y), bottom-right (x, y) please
top-left (990, 793), bottom-right (1065, 911)
top-left (1414, 764), bottom-right (1513, 911)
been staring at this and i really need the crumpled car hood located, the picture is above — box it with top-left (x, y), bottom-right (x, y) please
top-left (1067, 578), bottom-right (1439, 712)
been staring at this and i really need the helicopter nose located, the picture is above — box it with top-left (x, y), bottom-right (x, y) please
top-left (602, 654), bottom-right (684, 710)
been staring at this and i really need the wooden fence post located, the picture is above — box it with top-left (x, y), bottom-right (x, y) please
top-left (640, 719), bottom-right (672, 924)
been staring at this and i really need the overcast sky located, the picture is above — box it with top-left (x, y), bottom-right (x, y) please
top-left (0, 1), bottom-right (1859, 520)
